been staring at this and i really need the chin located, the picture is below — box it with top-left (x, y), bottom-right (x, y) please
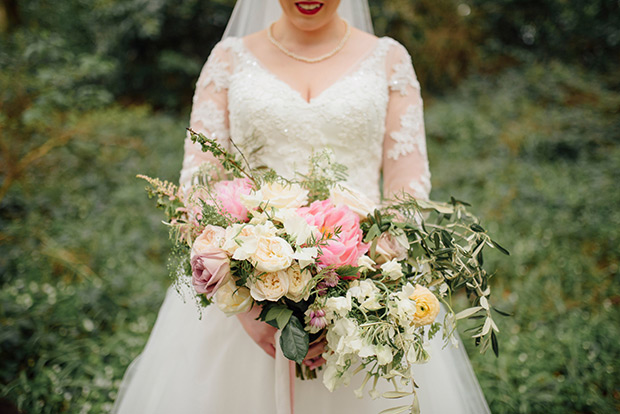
top-left (279, 0), bottom-right (341, 31)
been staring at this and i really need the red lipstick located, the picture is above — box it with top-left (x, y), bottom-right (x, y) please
top-left (295, 2), bottom-right (324, 15)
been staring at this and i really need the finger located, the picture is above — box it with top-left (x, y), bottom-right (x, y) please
top-left (304, 341), bottom-right (326, 360)
top-left (307, 357), bottom-right (326, 370)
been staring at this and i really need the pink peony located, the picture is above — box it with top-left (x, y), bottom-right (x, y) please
top-left (190, 247), bottom-right (230, 298)
top-left (297, 199), bottom-right (368, 268)
top-left (213, 178), bottom-right (253, 222)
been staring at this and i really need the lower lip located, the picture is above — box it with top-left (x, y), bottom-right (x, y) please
top-left (295, 3), bottom-right (324, 15)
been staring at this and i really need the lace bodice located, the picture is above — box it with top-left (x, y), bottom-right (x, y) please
top-left (181, 36), bottom-right (431, 203)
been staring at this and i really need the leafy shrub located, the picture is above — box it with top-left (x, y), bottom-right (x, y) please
top-left (426, 61), bottom-right (620, 413)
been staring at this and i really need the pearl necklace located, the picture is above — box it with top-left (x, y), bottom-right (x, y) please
top-left (267, 20), bottom-right (351, 64)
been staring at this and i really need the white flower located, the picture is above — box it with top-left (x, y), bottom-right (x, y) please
top-left (285, 264), bottom-right (313, 302)
top-left (322, 355), bottom-right (354, 392)
top-left (222, 224), bottom-right (257, 256)
top-left (357, 255), bottom-right (376, 272)
top-left (251, 236), bottom-right (294, 272)
top-left (375, 345), bottom-right (394, 365)
top-left (381, 259), bottom-right (404, 280)
top-left (242, 182), bottom-right (309, 210)
top-left (225, 222), bottom-right (293, 272)
top-left (292, 246), bottom-right (318, 269)
top-left (248, 270), bottom-right (289, 301)
top-left (389, 283), bottom-right (417, 322)
top-left (248, 210), bottom-right (270, 225)
top-left (277, 208), bottom-right (318, 246)
top-left (325, 293), bottom-right (352, 318)
top-left (329, 183), bottom-right (377, 218)
top-left (348, 280), bottom-right (382, 311)
top-left (411, 260), bottom-right (431, 276)
top-left (215, 278), bottom-right (253, 316)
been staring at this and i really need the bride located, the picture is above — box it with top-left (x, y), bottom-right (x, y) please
top-left (113, 1), bottom-right (491, 413)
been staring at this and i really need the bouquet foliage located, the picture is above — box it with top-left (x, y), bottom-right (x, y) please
top-left (139, 129), bottom-right (508, 413)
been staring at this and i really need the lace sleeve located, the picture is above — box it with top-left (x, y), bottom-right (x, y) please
top-left (179, 40), bottom-right (234, 191)
top-left (382, 42), bottom-right (431, 201)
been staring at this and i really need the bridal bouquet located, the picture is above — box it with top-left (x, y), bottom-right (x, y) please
top-left (139, 129), bottom-right (508, 414)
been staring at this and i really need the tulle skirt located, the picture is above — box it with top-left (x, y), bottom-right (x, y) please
top-left (113, 285), bottom-right (491, 414)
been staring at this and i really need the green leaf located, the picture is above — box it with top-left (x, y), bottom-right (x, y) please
top-left (470, 223), bottom-right (485, 232)
top-left (449, 196), bottom-right (471, 207)
top-left (280, 315), bottom-right (309, 364)
top-left (491, 331), bottom-right (499, 357)
top-left (263, 305), bottom-right (293, 329)
top-left (492, 306), bottom-right (513, 317)
top-left (491, 239), bottom-right (510, 255)
top-left (336, 265), bottom-right (360, 279)
top-left (364, 223), bottom-right (381, 243)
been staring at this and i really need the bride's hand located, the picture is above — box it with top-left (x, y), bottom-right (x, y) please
top-left (236, 305), bottom-right (277, 358)
top-left (303, 336), bottom-right (327, 370)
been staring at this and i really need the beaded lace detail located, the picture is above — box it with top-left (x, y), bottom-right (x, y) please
top-left (182, 36), bottom-right (431, 202)
top-left (198, 56), bottom-right (230, 93)
top-left (388, 54), bottom-right (421, 95)
top-left (190, 100), bottom-right (229, 142)
top-left (388, 104), bottom-right (425, 161)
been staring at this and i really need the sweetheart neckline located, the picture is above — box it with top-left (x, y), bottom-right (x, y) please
top-left (236, 37), bottom-right (388, 104)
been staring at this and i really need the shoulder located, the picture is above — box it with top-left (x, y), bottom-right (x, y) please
top-left (209, 36), bottom-right (244, 59)
top-left (195, 37), bottom-right (243, 92)
top-left (379, 37), bottom-right (412, 61)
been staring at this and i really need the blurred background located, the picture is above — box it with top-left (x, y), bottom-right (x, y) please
top-left (1, 0), bottom-right (619, 413)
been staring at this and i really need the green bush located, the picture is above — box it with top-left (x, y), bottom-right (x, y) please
top-left (426, 61), bottom-right (620, 413)
top-left (0, 105), bottom-right (185, 413)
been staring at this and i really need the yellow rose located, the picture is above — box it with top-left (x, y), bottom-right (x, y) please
top-left (249, 270), bottom-right (290, 301)
top-left (408, 285), bottom-right (440, 326)
top-left (252, 236), bottom-right (294, 273)
top-left (215, 278), bottom-right (253, 316)
top-left (285, 264), bottom-right (313, 302)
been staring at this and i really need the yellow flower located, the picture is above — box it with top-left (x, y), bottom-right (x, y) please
top-left (408, 285), bottom-right (440, 326)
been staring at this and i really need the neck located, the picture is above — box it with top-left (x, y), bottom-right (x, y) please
top-left (272, 16), bottom-right (344, 48)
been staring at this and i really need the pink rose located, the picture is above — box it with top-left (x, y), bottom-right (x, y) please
top-left (190, 247), bottom-right (230, 298)
top-left (214, 178), bottom-right (253, 222)
top-left (297, 200), bottom-right (368, 268)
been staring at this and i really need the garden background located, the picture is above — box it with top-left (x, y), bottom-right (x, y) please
top-left (1, 0), bottom-right (619, 413)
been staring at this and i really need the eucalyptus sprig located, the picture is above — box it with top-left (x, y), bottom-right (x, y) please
top-left (188, 128), bottom-right (257, 186)
top-left (386, 193), bottom-right (509, 356)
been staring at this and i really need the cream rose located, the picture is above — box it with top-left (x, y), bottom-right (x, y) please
top-left (242, 182), bottom-right (309, 210)
top-left (329, 184), bottom-right (377, 218)
top-left (285, 264), bottom-right (313, 302)
top-left (192, 225), bottom-right (226, 256)
top-left (215, 278), bottom-right (253, 316)
top-left (374, 231), bottom-right (408, 265)
top-left (408, 285), bottom-right (440, 326)
top-left (249, 270), bottom-right (290, 301)
top-left (222, 224), bottom-right (257, 256)
top-left (251, 236), bottom-right (294, 273)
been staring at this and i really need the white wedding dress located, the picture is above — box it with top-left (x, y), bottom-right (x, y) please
top-left (113, 36), bottom-right (491, 414)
